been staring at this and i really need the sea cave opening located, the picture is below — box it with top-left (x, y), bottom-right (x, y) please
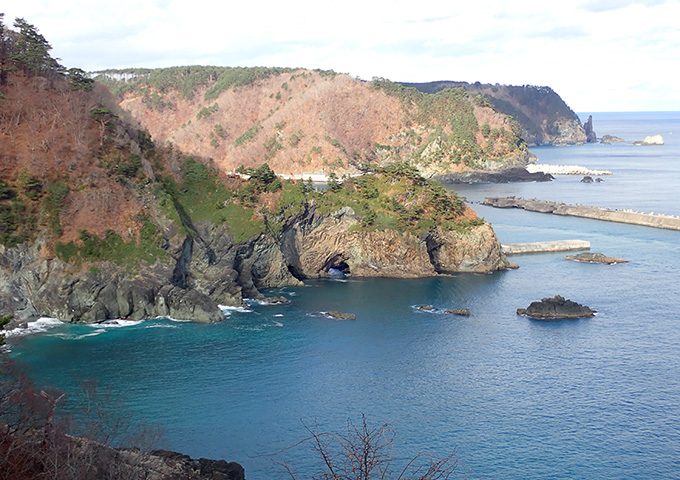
top-left (327, 260), bottom-right (350, 277)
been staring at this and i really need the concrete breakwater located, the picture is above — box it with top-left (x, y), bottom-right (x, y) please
top-left (502, 240), bottom-right (590, 255)
top-left (483, 196), bottom-right (680, 231)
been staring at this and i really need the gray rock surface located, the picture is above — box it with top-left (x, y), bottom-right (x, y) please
top-left (517, 295), bottom-right (595, 319)
top-left (1, 204), bottom-right (511, 323)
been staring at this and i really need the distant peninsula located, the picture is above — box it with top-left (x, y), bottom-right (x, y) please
top-left (400, 80), bottom-right (594, 146)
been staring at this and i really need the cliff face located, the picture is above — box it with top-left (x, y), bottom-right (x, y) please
top-left (401, 81), bottom-right (593, 146)
top-left (2, 201), bottom-right (510, 324)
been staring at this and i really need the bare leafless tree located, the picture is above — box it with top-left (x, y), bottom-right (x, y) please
top-left (1, 358), bottom-right (165, 479)
top-left (274, 414), bottom-right (459, 480)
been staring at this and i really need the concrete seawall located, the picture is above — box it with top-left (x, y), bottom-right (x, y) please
top-left (502, 240), bottom-right (591, 255)
top-left (483, 197), bottom-right (680, 231)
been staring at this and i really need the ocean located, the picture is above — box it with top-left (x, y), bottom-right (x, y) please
top-left (5, 112), bottom-right (680, 479)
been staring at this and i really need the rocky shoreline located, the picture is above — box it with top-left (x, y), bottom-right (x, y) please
top-left (0, 204), bottom-right (511, 326)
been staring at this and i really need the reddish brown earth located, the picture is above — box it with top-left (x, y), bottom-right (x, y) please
top-left (117, 70), bottom-right (523, 177)
top-left (0, 75), bottom-right (146, 243)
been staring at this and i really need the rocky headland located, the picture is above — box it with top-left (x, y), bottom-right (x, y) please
top-left (400, 81), bottom-right (594, 146)
top-left (1, 151), bottom-right (512, 327)
top-left (517, 295), bottom-right (596, 319)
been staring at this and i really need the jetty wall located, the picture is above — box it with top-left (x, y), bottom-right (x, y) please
top-left (482, 197), bottom-right (680, 231)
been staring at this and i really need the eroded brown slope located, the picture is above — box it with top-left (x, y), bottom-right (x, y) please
top-left (116, 70), bottom-right (527, 177)
top-left (0, 75), bottom-right (148, 243)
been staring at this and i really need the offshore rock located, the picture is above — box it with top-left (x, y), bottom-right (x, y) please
top-left (435, 167), bottom-right (553, 184)
top-left (325, 311), bottom-right (357, 320)
top-left (633, 134), bottom-right (664, 145)
top-left (517, 295), bottom-right (595, 319)
top-left (565, 252), bottom-right (627, 264)
top-left (601, 134), bottom-right (625, 144)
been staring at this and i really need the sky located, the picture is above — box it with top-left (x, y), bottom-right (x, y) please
top-left (3, 0), bottom-right (679, 112)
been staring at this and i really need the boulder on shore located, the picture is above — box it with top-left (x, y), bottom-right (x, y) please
top-left (517, 295), bottom-right (595, 319)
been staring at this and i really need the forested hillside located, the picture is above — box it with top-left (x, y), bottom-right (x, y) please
top-left (95, 67), bottom-right (531, 178)
top-left (401, 80), bottom-right (590, 146)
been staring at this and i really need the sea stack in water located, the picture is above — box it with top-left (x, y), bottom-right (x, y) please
top-left (517, 295), bottom-right (595, 319)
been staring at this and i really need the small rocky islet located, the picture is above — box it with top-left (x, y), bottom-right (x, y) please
top-left (415, 305), bottom-right (471, 316)
top-left (517, 295), bottom-right (596, 320)
top-left (565, 252), bottom-right (628, 264)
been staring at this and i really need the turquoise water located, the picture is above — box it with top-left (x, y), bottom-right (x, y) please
top-left (6, 112), bottom-right (680, 479)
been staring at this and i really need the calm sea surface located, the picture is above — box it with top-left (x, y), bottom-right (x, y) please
top-left (6, 112), bottom-right (680, 479)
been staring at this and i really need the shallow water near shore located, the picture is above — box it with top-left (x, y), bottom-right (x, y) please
top-left (7, 112), bottom-right (680, 479)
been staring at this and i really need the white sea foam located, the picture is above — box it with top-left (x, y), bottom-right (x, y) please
top-left (144, 323), bottom-right (178, 329)
top-left (94, 319), bottom-right (144, 328)
top-left (219, 305), bottom-right (253, 316)
top-left (2, 317), bottom-right (63, 338)
top-left (273, 321), bottom-right (284, 327)
top-left (245, 298), bottom-right (279, 306)
top-left (274, 314), bottom-right (284, 317)
top-left (61, 330), bottom-right (106, 340)
top-left (161, 316), bottom-right (192, 323)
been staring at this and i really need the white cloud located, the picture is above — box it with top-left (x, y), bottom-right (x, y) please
top-left (3, 0), bottom-right (679, 110)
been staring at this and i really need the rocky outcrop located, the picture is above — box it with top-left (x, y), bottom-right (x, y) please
top-left (550, 117), bottom-right (588, 146)
top-left (565, 252), bottom-right (627, 264)
top-left (435, 167), bottom-right (553, 184)
top-left (0, 220), bottom-right (302, 324)
top-left (517, 295), bottom-right (595, 319)
top-left (323, 311), bottom-right (357, 320)
top-left (425, 223), bottom-right (511, 273)
top-left (583, 115), bottom-right (597, 143)
top-left (280, 205), bottom-right (511, 279)
top-left (601, 134), bottom-right (625, 144)
top-left (633, 135), bottom-right (664, 145)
